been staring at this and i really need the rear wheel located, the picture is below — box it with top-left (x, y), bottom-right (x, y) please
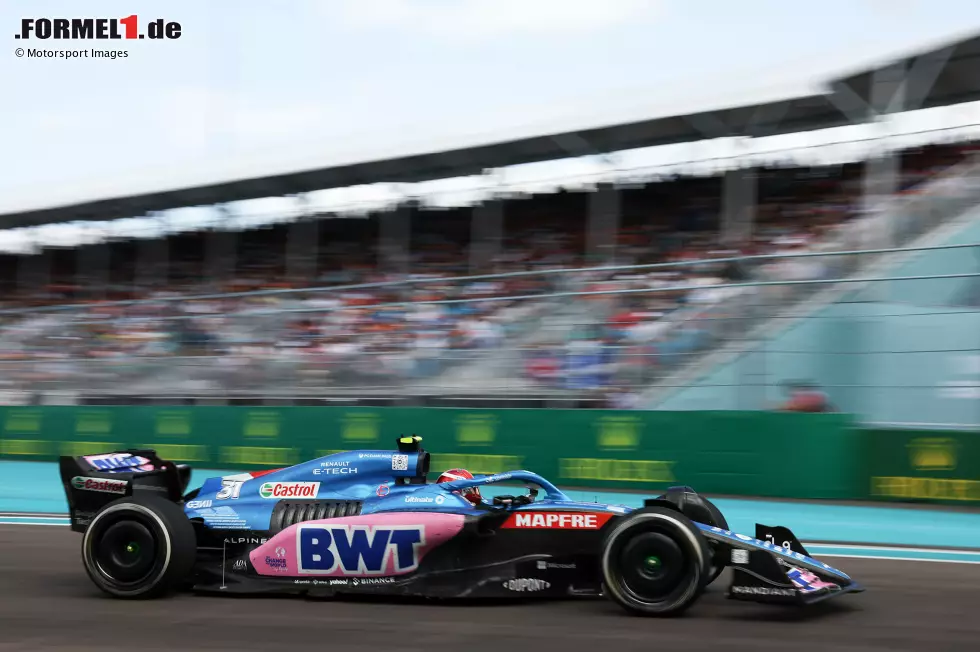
top-left (81, 495), bottom-right (196, 599)
top-left (600, 507), bottom-right (710, 616)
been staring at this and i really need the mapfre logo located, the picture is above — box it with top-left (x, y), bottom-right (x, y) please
top-left (15, 16), bottom-right (182, 40)
top-left (501, 512), bottom-right (613, 530)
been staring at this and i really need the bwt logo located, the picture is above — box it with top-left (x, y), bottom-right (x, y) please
top-left (297, 525), bottom-right (425, 575)
top-left (15, 16), bottom-right (181, 40)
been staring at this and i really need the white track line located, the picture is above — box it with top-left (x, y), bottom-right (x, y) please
top-left (805, 543), bottom-right (980, 555)
top-left (815, 553), bottom-right (980, 565)
top-left (0, 516), bottom-right (69, 521)
top-left (2, 521), bottom-right (980, 564)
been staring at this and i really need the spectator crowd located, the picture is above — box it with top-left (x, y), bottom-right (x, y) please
top-left (0, 141), bottom-right (975, 404)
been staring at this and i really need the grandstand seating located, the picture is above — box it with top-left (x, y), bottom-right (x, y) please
top-left (0, 141), bottom-right (976, 405)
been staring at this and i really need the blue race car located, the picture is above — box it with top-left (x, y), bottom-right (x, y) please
top-left (59, 436), bottom-right (863, 616)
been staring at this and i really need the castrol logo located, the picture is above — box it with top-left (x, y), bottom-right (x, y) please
top-left (71, 476), bottom-right (128, 494)
top-left (259, 482), bottom-right (320, 499)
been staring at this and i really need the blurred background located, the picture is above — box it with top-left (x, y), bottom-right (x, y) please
top-left (7, 9), bottom-right (980, 652)
top-left (1, 1), bottom-right (979, 429)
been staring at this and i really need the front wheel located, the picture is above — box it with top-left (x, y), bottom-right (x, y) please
top-left (699, 496), bottom-right (730, 585)
top-left (81, 495), bottom-right (196, 599)
top-left (658, 488), bottom-right (730, 585)
top-left (600, 507), bottom-right (710, 617)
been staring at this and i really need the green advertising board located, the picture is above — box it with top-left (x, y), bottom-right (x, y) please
top-left (866, 427), bottom-right (980, 504)
top-left (0, 406), bottom-right (863, 500)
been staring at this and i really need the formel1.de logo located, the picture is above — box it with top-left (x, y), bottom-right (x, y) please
top-left (15, 16), bottom-right (181, 41)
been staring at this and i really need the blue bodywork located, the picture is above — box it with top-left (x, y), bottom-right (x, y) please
top-left (183, 448), bottom-right (851, 582)
top-left (184, 451), bottom-right (632, 531)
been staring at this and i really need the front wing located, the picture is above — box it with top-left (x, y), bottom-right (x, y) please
top-left (700, 522), bottom-right (864, 605)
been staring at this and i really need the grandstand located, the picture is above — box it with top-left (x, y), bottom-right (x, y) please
top-left (2, 32), bottom-right (980, 418)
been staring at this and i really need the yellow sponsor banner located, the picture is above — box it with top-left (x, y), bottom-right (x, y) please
top-left (60, 441), bottom-right (121, 456)
top-left (342, 413), bottom-right (380, 443)
top-left (871, 476), bottom-right (980, 502)
top-left (595, 415), bottom-right (641, 450)
top-left (140, 444), bottom-right (209, 463)
top-left (0, 439), bottom-right (51, 456)
top-left (560, 458), bottom-right (676, 483)
top-left (907, 437), bottom-right (957, 471)
top-left (4, 409), bottom-right (42, 434)
top-left (430, 453), bottom-right (523, 476)
top-left (243, 411), bottom-right (280, 439)
top-left (75, 410), bottom-right (112, 436)
top-left (156, 410), bottom-right (192, 437)
top-left (220, 446), bottom-right (296, 467)
top-left (454, 414), bottom-right (497, 446)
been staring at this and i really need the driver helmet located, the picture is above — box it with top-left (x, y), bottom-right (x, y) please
top-left (437, 468), bottom-right (481, 504)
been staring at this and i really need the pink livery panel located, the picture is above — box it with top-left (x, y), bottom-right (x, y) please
top-left (248, 512), bottom-right (466, 577)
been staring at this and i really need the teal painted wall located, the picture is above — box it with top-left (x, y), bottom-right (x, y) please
top-left (876, 217), bottom-right (980, 306)
top-left (654, 215), bottom-right (980, 425)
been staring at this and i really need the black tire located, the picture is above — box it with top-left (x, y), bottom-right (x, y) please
top-left (657, 489), bottom-right (730, 586)
top-left (81, 494), bottom-right (196, 599)
top-left (700, 497), bottom-right (729, 585)
top-left (600, 507), bottom-right (711, 617)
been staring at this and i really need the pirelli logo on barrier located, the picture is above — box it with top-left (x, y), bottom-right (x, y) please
top-left (0, 439), bottom-right (50, 455)
top-left (908, 437), bottom-right (957, 471)
top-left (869, 433), bottom-right (980, 503)
top-left (559, 458), bottom-right (675, 483)
top-left (871, 476), bottom-right (980, 502)
top-left (430, 454), bottom-right (523, 476)
top-left (220, 446), bottom-right (297, 467)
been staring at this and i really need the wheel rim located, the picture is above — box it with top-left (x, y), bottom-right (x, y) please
top-left (618, 532), bottom-right (687, 601)
top-left (93, 520), bottom-right (158, 586)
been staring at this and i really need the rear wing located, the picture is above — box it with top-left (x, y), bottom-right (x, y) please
top-left (58, 449), bottom-right (192, 533)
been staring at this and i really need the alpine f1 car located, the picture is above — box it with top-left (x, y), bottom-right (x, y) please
top-left (59, 436), bottom-right (863, 616)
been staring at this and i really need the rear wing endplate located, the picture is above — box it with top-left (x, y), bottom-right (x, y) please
top-left (58, 449), bottom-right (191, 532)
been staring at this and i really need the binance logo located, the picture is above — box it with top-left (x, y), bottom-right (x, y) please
top-left (908, 437), bottom-right (957, 472)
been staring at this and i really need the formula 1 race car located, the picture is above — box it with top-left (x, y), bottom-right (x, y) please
top-left (59, 436), bottom-right (863, 616)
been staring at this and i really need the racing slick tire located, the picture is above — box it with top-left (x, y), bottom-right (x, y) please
top-left (81, 494), bottom-right (196, 599)
top-left (658, 488), bottom-right (730, 586)
top-left (600, 506), bottom-right (711, 617)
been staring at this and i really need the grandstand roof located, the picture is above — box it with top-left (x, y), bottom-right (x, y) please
top-left (830, 31), bottom-right (980, 114)
top-left (4, 30), bottom-right (980, 229)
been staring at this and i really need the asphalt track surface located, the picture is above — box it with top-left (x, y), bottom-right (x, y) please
top-left (1, 525), bottom-right (975, 652)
